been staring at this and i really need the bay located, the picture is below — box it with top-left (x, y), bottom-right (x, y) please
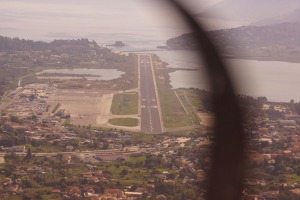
top-left (153, 50), bottom-right (300, 102)
top-left (37, 68), bottom-right (124, 81)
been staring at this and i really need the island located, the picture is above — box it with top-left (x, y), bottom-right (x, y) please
top-left (165, 22), bottom-right (300, 63)
top-left (107, 41), bottom-right (126, 47)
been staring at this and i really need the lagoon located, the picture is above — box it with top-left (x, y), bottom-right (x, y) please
top-left (154, 50), bottom-right (300, 102)
top-left (36, 68), bottom-right (125, 81)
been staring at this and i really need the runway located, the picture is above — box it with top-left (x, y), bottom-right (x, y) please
top-left (139, 55), bottom-right (162, 134)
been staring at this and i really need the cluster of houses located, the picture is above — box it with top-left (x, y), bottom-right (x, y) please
top-left (0, 109), bottom-right (204, 199)
top-left (5, 84), bottom-right (55, 118)
top-left (242, 103), bottom-right (300, 199)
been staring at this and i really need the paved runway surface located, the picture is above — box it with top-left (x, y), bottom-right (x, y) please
top-left (139, 55), bottom-right (162, 134)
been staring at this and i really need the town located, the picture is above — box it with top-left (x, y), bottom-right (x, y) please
top-left (0, 86), bottom-right (204, 199)
top-left (2, 36), bottom-right (300, 200)
top-left (0, 36), bottom-right (204, 199)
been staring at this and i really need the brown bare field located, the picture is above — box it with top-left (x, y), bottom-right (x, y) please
top-left (51, 89), bottom-right (116, 126)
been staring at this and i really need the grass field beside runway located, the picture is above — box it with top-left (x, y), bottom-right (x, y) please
top-left (108, 118), bottom-right (138, 127)
top-left (152, 55), bottom-right (193, 128)
top-left (111, 92), bottom-right (138, 115)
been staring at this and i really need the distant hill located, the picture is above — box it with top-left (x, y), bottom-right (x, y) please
top-left (107, 41), bottom-right (126, 47)
top-left (167, 23), bottom-right (300, 49)
top-left (198, 0), bottom-right (300, 24)
top-left (0, 36), bottom-right (122, 97)
top-left (166, 23), bottom-right (300, 62)
top-left (0, 36), bottom-right (99, 52)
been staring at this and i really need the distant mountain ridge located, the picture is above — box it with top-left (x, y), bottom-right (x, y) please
top-left (198, 0), bottom-right (300, 25)
top-left (0, 36), bottom-right (99, 52)
top-left (166, 23), bottom-right (300, 62)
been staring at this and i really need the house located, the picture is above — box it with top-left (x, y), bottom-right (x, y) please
top-left (94, 154), bottom-right (128, 162)
top-left (278, 120), bottom-right (296, 126)
top-left (104, 188), bottom-right (125, 199)
top-left (81, 172), bottom-right (93, 179)
top-left (259, 138), bottom-right (272, 145)
top-left (52, 189), bottom-right (61, 194)
top-left (125, 191), bottom-right (143, 199)
top-left (258, 127), bottom-right (268, 134)
top-left (84, 188), bottom-right (97, 198)
top-left (282, 150), bottom-right (293, 155)
top-left (10, 146), bottom-right (26, 153)
top-left (66, 145), bottom-right (74, 151)
top-left (68, 186), bottom-right (82, 198)
top-left (291, 188), bottom-right (300, 195)
top-left (8, 184), bottom-right (19, 193)
top-left (1, 178), bottom-right (13, 186)
top-left (290, 135), bottom-right (300, 142)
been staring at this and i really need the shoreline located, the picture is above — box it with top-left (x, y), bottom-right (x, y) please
top-left (222, 54), bottom-right (300, 64)
top-left (115, 49), bottom-right (300, 103)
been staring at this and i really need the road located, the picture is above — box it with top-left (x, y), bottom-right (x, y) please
top-left (139, 55), bottom-right (162, 134)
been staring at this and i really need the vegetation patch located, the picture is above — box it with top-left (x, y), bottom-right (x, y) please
top-left (176, 88), bottom-right (212, 112)
top-left (52, 103), bottom-right (61, 113)
top-left (63, 119), bottom-right (71, 126)
top-left (108, 118), bottom-right (138, 127)
top-left (286, 174), bottom-right (300, 184)
top-left (174, 90), bottom-right (200, 125)
top-left (152, 55), bottom-right (192, 128)
top-left (163, 131), bottom-right (197, 137)
top-left (0, 37), bottom-right (139, 98)
top-left (111, 92), bottom-right (138, 115)
top-left (129, 132), bottom-right (162, 144)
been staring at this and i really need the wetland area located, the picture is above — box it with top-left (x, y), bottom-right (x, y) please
top-left (36, 68), bottom-right (125, 81)
top-left (153, 50), bottom-right (300, 102)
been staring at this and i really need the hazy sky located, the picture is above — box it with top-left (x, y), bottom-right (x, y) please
top-left (0, 0), bottom-right (223, 44)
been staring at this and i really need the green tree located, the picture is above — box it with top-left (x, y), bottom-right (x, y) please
top-left (10, 115), bottom-right (22, 124)
top-left (120, 169), bottom-right (128, 176)
top-left (25, 148), bottom-right (32, 160)
top-left (103, 142), bottom-right (109, 150)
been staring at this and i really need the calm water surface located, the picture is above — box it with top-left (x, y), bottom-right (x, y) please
top-left (154, 50), bottom-right (300, 102)
top-left (37, 68), bottom-right (125, 81)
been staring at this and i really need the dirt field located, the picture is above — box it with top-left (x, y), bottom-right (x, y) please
top-left (51, 89), bottom-right (116, 126)
top-left (49, 89), bottom-right (140, 131)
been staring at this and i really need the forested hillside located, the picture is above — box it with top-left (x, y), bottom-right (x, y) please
top-left (166, 23), bottom-right (300, 62)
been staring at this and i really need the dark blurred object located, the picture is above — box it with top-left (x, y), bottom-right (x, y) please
top-left (167, 1), bottom-right (246, 200)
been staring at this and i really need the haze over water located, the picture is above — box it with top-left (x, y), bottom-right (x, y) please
top-left (2, 0), bottom-right (299, 102)
top-left (0, 0), bottom-right (231, 46)
top-left (154, 50), bottom-right (300, 103)
top-left (1, 0), bottom-right (190, 46)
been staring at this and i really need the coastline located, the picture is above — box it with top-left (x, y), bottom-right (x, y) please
top-left (222, 54), bottom-right (300, 64)
top-left (114, 48), bottom-right (300, 103)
